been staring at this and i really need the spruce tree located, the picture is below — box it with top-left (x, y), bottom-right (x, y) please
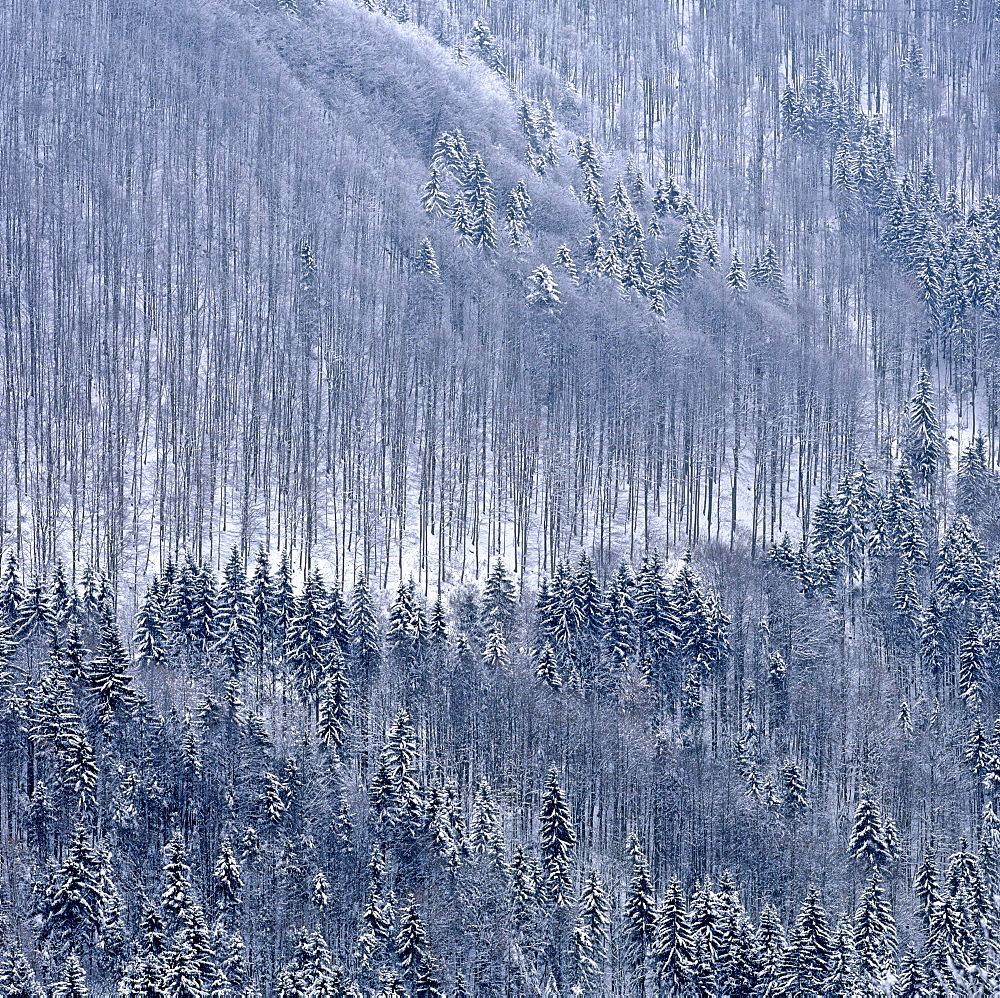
top-left (421, 167), bottom-right (449, 216)
top-left (0, 950), bottom-right (45, 998)
top-left (538, 766), bottom-right (575, 904)
top-left (84, 618), bottom-right (139, 725)
top-left (51, 953), bottom-right (88, 998)
top-left (212, 840), bottom-right (243, 909)
top-left (906, 368), bottom-right (944, 487)
top-left (622, 838), bottom-right (656, 988)
top-left (370, 710), bottom-right (421, 835)
top-left (396, 902), bottom-right (431, 985)
top-left (286, 570), bottom-right (331, 709)
top-left (526, 265), bottom-right (560, 309)
top-left (848, 789), bottom-right (898, 869)
top-left (39, 825), bottom-right (117, 949)
top-left (853, 871), bottom-right (897, 979)
top-left (894, 944), bottom-right (931, 998)
top-left (653, 879), bottom-right (693, 994)
top-left (726, 253), bottom-right (748, 292)
top-left (780, 889), bottom-right (832, 992)
top-left (482, 559), bottom-right (518, 637)
top-left (535, 643), bottom-right (562, 690)
top-left (415, 238), bottom-right (441, 280)
top-left (461, 154), bottom-right (497, 251)
top-left (350, 574), bottom-right (382, 682)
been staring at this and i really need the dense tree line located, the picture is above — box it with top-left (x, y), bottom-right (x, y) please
top-left (2, 380), bottom-right (1000, 992)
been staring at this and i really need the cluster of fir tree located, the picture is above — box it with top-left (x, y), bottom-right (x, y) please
top-left (5, 523), bottom-right (1000, 994)
top-left (420, 130), bottom-right (508, 255)
top-left (529, 552), bottom-right (729, 719)
top-left (0, 542), bottom-right (730, 995)
top-left (419, 112), bottom-right (790, 327)
top-left (782, 55), bottom-right (1000, 402)
top-left (767, 371), bottom-right (1000, 717)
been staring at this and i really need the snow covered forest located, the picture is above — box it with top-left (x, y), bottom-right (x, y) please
top-left (3, 0), bottom-right (1000, 993)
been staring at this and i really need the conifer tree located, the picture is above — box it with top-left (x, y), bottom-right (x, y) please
top-left (825, 917), bottom-right (861, 996)
top-left (318, 649), bottom-right (350, 750)
top-left (958, 627), bottom-right (986, 706)
top-left (914, 843), bottom-right (941, 931)
top-left (780, 760), bottom-right (808, 814)
top-left (84, 618), bottom-right (139, 725)
top-left (539, 766), bottom-right (575, 904)
top-left (286, 570), bottom-right (331, 709)
top-left (535, 643), bottom-right (562, 691)
top-left (526, 265), bottom-right (560, 309)
top-left (779, 889), bottom-right (832, 992)
top-left (461, 154), bottom-right (497, 251)
top-left (39, 825), bottom-right (117, 949)
top-left (0, 950), bottom-right (45, 998)
top-left (421, 167), bottom-right (449, 216)
top-left (573, 870), bottom-right (610, 985)
top-left (370, 710), bottom-right (421, 835)
top-left (653, 880), bottom-right (693, 994)
top-left (483, 560), bottom-right (518, 637)
top-left (848, 789), bottom-right (898, 870)
top-left (749, 243), bottom-right (787, 302)
top-left (396, 902), bottom-right (431, 985)
top-left (135, 583), bottom-right (170, 672)
top-left (276, 928), bottom-right (340, 997)
top-left (894, 944), bottom-right (931, 998)
top-left (906, 368), bottom-right (944, 487)
top-left (726, 254), bottom-right (748, 292)
top-left (469, 779), bottom-right (505, 862)
top-left (350, 575), bottom-right (382, 682)
top-left (358, 846), bottom-right (395, 973)
top-left (212, 840), bottom-right (243, 909)
top-left (415, 238), bottom-right (440, 280)
top-left (554, 245), bottom-right (578, 284)
top-left (51, 953), bottom-right (88, 998)
top-left (470, 20), bottom-right (504, 73)
top-left (854, 871), bottom-right (897, 979)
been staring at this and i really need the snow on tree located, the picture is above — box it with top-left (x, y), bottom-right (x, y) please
top-left (526, 265), bottom-right (561, 309)
top-left (539, 766), bottom-right (575, 904)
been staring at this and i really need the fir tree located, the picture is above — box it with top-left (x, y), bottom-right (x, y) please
top-left (894, 944), bottom-right (931, 998)
top-left (38, 825), bottom-right (117, 949)
top-left (415, 237), bottom-right (441, 279)
top-left (286, 570), bottom-right (331, 709)
top-left (470, 19), bottom-right (504, 73)
top-left (370, 710), bottom-right (421, 835)
top-left (51, 953), bottom-right (88, 998)
top-left (0, 950), bottom-right (45, 998)
top-left (906, 368), bottom-right (944, 487)
top-left (653, 880), bottom-right (693, 994)
top-left (213, 840), bottom-right (244, 908)
top-left (535, 642), bottom-right (562, 690)
top-left (848, 789), bottom-right (898, 870)
top-left (573, 870), bottom-right (610, 984)
top-left (469, 779), bottom-right (505, 862)
top-left (853, 871), bottom-right (897, 979)
top-left (421, 167), bottom-right (449, 216)
top-left (84, 618), bottom-right (139, 725)
top-left (396, 902), bottom-right (432, 985)
top-left (726, 253), bottom-right (748, 292)
top-left (526, 265), bottom-right (561, 309)
top-left (482, 559), bottom-right (518, 636)
top-left (539, 766), bottom-right (575, 904)
top-left (779, 889), bottom-right (832, 992)
top-left (461, 154), bottom-right (498, 251)
top-left (350, 575), bottom-right (382, 682)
